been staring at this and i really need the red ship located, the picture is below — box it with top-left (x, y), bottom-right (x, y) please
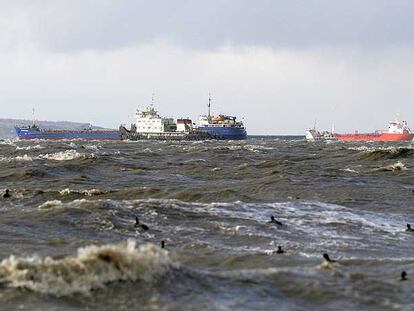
top-left (334, 120), bottom-right (414, 142)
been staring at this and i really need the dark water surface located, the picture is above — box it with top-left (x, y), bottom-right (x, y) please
top-left (0, 138), bottom-right (414, 310)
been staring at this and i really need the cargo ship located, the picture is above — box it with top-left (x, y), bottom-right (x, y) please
top-left (119, 104), bottom-right (211, 141)
top-left (197, 95), bottom-right (247, 140)
top-left (334, 120), bottom-right (414, 142)
top-left (15, 124), bottom-right (121, 140)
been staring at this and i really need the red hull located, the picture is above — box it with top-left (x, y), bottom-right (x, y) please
top-left (334, 133), bottom-right (414, 142)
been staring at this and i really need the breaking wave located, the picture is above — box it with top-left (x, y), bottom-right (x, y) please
top-left (0, 151), bottom-right (96, 162)
top-left (38, 200), bottom-right (64, 209)
top-left (38, 150), bottom-right (96, 161)
top-left (355, 147), bottom-right (414, 160)
top-left (16, 145), bottom-right (44, 151)
top-left (0, 240), bottom-right (172, 296)
top-left (0, 154), bottom-right (33, 162)
top-left (59, 188), bottom-right (113, 196)
top-left (374, 161), bottom-right (409, 172)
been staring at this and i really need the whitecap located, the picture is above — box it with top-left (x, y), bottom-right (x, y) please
top-left (377, 161), bottom-right (409, 172)
top-left (0, 241), bottom-right (172, 296)
top-left (59, 189), bottom-right (111, 196)
top-left (38, 150), bottom-right (95, 161)
top-left (38, 200), bottom-right (64, 209)
top-left (0, 155), bottom-right (33, 162)
top-left (16, 145), bottom-right (43, 151)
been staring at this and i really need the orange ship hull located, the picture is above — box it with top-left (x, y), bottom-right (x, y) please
top-left (334, 133), bottom-right (414, 142)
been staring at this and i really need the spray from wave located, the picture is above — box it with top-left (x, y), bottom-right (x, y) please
top-left (0, 240), bottom-right (172, 296)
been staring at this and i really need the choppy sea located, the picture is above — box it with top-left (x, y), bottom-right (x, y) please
top-left (0, 137), bottom-right (414, 310)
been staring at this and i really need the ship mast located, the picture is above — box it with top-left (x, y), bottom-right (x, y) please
top-left (151, 93), bottom-right (155, 107)
top-left (32, 108), bottom-right (35, 127)
top-left (208, 93), bottom-right (211, 118)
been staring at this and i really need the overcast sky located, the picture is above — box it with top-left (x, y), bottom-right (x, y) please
top-left (0, 0), bottom-right (413, 134)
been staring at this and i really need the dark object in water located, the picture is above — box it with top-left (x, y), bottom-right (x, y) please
top-left (401, 271), bottom-right (408, 281)
top-left (323, 253), bottom-right (336, 263)
top-left (3, 189), bottom-right (10, 198)
top-left (268, 215), bottom-right (283, 226)
top-left (406, 224), bottom-right (414, 232)
top-left (276, 246), bottom-right (284, 254)
top-left (161, 240), bottom-right (165, 249)
top-left (135, 217), bottom-right (149, 231)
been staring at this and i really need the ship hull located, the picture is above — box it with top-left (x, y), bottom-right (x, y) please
top-left (15, 127), bottom-right (121, 140)
top-left (118, 125), bottom-right (212, 141)
top-left (197, 126), bottom-right (247, 140)
top-left (334, 133), bottom-right (414, 142)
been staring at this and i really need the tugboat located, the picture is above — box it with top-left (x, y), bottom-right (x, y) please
top-left (197, 95), bottom-right (247, 140)
top-left (334, 119), bottom-right (414, 142)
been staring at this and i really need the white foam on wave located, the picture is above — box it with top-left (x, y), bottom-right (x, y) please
top-left (0, 240), bottom-right (172, 296)
top-left (38, 200), bottom-right (64, 209)
top-left (82, 144), bottom-right (102, 151)
top-left (0, 154), bottom-right (33, 162)
top-left (16, 145), bottom-right (43, 151)
top-left (59, 188), bottom-right (111, 196)
top-left (0, 139), bottom-right (17, 146)
top-left (38, 150), bottom-right (95, 161)
top-left (0, 150), bottom-right (95, 162)
top-left (244, 144), bottom-right (274, 153)
top-left (376, 161), bottom-right (409, 172)
top-left (341, 168), bottom-right (359, 173)
top-left (38, 199), bottom-right (91, 210)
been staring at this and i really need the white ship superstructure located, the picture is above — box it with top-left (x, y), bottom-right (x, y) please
top-left (386, 120), bottom-right (411, 134)
top-left (176, 119), bottom-right (193, 132)
top-left (135, 105), bottom-right (176, 133)
top-left (119, 99), bottom-right (211, 140)
top-left (305, 128), bottom-right (336, 141)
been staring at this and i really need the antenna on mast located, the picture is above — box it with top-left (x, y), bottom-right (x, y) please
top-left (208, 93), bottom-right (211, 118)
top-left (32, 108), bottom-right (35, 127)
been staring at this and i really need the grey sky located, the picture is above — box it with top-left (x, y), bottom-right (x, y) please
top-left (0, 0), bottom-right (413, 134)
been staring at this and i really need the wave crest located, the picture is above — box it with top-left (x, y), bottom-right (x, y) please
top-left (355, 147), bottom-right (414, 160)
top-left (0, 155), bottom-right (33, 162)
top-left (0, 241), bottom-right (172, 296)
top-left (38, 150), bottom-right (96, 161)
top-left (59, 188), bottom-right (112, 196)
top-left (375, 161), bottom-right (409, 172)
